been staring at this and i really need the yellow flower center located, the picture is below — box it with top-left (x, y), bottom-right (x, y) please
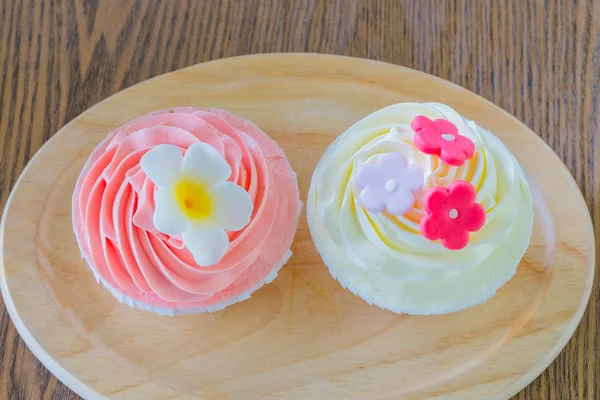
top-left (174, 178), bottom-right (213, 220)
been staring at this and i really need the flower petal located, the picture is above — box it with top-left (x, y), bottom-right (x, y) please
top-left (410, 116), bottom-right (436, 133)
top-left (385, 191), bottom-right (415, 215)
top-left (439, 147), bottom-right (466, 166)
top-left (456, 134), bottom-right (475, 158)
top-left (140, 144), bottom-right (183, 189)
top-left (209, 182), bottom-right (253, 231)
top-left (466, 203), bottom-right (486, 232)
top-left (377, 152), bottom-right (407, 170)
top-left (439, 134), bottom-right (475, 166)
top-left (420, 214), bottom-right (444, 240)
top-left (413, 131), bottom-right (441, 154)
top-left (441, 230), bottom-right (470, 250)
top-left (182, 222), bottom-right (229, 266)
top-left (153, 188), bottom-right (190, 235)
top-left (422, 186), bottom-right (449, 214)
top-left (354, 163), bottom-right (380, 190)
top-left (358, 186), bottom-right (386, 213)
top-left (181, 142), bottom-right (231, 185)
top-left (449, 181), bottom-right (476, 205)
top-left (433, 119), bottom-right (458, 135)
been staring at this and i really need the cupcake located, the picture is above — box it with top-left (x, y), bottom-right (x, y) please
top-left (307, 103), bottom-right (534, 315)
top-left (73, 107), bottom-right (301, 315)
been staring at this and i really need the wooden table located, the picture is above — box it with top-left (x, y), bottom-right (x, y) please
top-left (0, 1), bottom-right (597, 399)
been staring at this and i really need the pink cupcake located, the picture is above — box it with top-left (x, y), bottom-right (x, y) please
top-left (73, 107), bottom-right (301, 315)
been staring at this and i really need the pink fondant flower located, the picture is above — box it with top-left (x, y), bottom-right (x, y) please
top-left (355, 152), bottom-right (424, 215)
top-left (420, 181), bottom-right (486, 250)
top-left (411, 116), bottom-right (475, 166)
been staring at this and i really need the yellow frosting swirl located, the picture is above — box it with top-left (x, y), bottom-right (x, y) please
top-left (307, 103), bottom-right (534, 314)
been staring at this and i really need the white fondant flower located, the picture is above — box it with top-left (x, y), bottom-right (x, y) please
top-left (140, 143), bottom-right (253, 266)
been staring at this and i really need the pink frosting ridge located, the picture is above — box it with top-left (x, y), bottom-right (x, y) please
top-left (72, 107), bottom-right (301, 315)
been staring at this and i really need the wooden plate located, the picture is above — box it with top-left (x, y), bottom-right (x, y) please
top-left (0, 54), bottom-right (594, 400)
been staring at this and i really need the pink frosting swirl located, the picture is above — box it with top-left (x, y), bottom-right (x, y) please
top-left (73, 107), bottom-right (301, 314)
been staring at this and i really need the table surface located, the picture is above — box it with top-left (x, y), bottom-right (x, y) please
top-left (0, 0), bottom-right (598, 399)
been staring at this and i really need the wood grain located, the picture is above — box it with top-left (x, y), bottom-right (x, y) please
top-left (0, 1), bottom-right (597, 399)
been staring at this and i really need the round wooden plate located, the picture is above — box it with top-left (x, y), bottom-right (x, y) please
top-left (0, 54), bottom-right (595, 400)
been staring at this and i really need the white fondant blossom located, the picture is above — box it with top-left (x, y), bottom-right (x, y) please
top-left (140, 143), bottom-right (253, 266)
